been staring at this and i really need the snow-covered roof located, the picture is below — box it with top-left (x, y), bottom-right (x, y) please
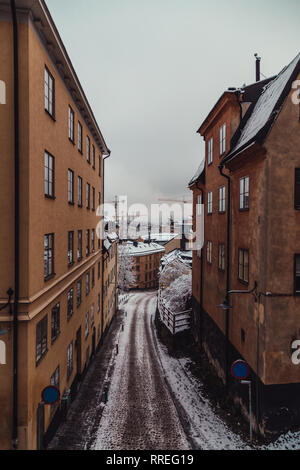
top-left (225, 53), bottom-right (300, 161)
top-left (119, 241), bottom-right (165, 257)
top-left (160, 249), bottom-right (192, 270)
top-left (188, 158), bottom-right (205, 187)
top-left (142, 233), bottom-right (179, 243)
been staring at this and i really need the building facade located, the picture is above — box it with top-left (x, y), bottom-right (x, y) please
top-left (189, 54), bottom-right (300, 437)
top-left (0, 0), bottom-right (114, 450)
top-left (121, 242), bottom-right (165, 290)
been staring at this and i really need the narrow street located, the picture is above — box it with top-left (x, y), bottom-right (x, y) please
top-left (92, 292), bottom-right (190, 450)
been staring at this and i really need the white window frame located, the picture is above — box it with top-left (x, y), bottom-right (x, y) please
top-left (219, 123), bottom-right (226, 156)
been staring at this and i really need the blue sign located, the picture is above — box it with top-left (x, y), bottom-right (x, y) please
top-left (42, 386), bottom-right (60, 405)
top-left (231, 360), bottom-right (250, 380)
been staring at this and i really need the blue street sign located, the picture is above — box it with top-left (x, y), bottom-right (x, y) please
top-left (42, 386), bottom-right (60, 405)
top-left (231, 360), bottom-right (250, 381)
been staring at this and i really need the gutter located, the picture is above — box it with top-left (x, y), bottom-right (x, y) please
top-left (10, 0), bottom-right (19, 451)
top-left (101, 152), bottom-right (111, 337)
top-left (218, 164), bottom-right (231, 388)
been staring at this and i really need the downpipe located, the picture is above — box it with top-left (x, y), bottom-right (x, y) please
top-left (10, 0), bottom-right (20, 450)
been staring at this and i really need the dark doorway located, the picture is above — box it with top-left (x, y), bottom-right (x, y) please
top-left (36, 403), bottom-right (45, 450)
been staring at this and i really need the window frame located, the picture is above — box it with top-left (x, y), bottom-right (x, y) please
top-left (86, 136), bottom-right (91, 164)
top-left (219, 186), bottom-right (226, 213)
top-left (218, 243), bottom-right (226, 272)
top-left (76, 280), bottom-right (82, 307)
top-left (207, 241), bottom-right (212, 265)
top-left (44, 150), bottom-right (55, 199)
top-left (78, 121), bottom-right (83, 154)
top-left (51, 303), bottom-right (60, 344)
top-left (44, 66), bottom-right (55, 119)
top-left (36, 315), bottom-right (48, 365)
top-left (238, 248), bottom-right (249, 285)
top-left (67, 342), bottom-right (73, 380)
top-left (207, 191), bottom-right (213, 215)
top-left (219, 123), bottom-right (226, 156)
top-left (86, 183), bottom-right (90, 210)
top-left (68, 231), bottom-right (74, 266)
top-left (67, 288), bottom-right (74, 321)
top-left (78, 176), bottom-right (83, 208)
top-left (68, 169), bottom-right (74, 205)
top-left (239, 176), bottom-right (250, 211)
top-left (44, 233), bottom-right (55, 280)
top-left (68, 106), bottom-right (75, 143)
top-left (207, 137), bottom-right (213, 165)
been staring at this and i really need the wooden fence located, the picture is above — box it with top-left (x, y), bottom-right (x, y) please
top-left (158, 290), bottom-right (191, 335)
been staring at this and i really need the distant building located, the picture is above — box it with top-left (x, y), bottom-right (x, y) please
top-left (120, 242), bottom-right (165, 290)
top-left (141, 233), bottom-right (181, 254)
top-left (189, 54), bottom-right (300, 437)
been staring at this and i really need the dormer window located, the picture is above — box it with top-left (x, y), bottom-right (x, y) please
top-left (219, 123), bottom-right (226, 156)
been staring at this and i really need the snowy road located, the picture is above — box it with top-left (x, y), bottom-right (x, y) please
top-left (93, 292), bottom-right (190, 450)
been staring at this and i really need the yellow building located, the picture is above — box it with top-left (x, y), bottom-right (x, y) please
top-left (0, 0), bottom-right (116, 450)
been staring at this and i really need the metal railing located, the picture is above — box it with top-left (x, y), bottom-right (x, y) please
top-left (158, 290), bottom-right (191, 335)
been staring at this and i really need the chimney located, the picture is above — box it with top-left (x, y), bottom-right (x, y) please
top-left (255, 53), bottom-right (261, 82)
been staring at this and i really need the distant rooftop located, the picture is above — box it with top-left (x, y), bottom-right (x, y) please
top-left (120, 241), bottom-right (165, 257)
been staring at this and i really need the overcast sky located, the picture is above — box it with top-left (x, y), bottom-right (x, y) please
top-left (47, 0), bottom-right (300, 207)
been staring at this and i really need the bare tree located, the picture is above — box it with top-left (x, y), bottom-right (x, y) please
top-left (118, 246), bottom-right (136, 292)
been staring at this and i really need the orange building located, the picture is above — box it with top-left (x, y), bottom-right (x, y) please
top-left (0, 0), bottom-right (114, 450)
top-left (122, 242), bottom-right (165, 290)
top-left (189, 54), bottom-right (300, 437)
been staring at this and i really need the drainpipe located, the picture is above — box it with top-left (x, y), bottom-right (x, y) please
top-left (10, 0), bottom-right (19, 450)
top-left (218, 164), bottom-right (231, 388)
top-left (195, 182), bottom-right (204, 348)
top-left (101, 152), bottom-right (111, 337)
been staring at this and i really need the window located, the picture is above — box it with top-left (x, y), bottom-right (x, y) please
top-left (51, 303), bottom-right (60, 343)
top-left (86, 136), bottom-right (90, 163)
top-left (98, 192), bottom-right (101, 209)
top-left (92, 267), bottom-right (95, 288)
top-left (208, 137), bottom-right (213, 165)
top-left (86, 229), bottom-right (90, 256)
top-left (197, 194), bottom-right (202, 216)
top-left (207, 241), bottom-right (212, 264)
top-left (77, 230), bottom-right (82, 261)
top-left (76, 176), bottom-right (82, 208)
top-left (238, 249), bottom-right (249, 284)
top-left (295, 255), bottom-right (300, 295)
top-left (77, 280), bottom-right (82, 307)
top-left (92, 187), bottom-right (95, 211)
top-left (44, 66), bottom-right (55, 118)
top-left (67, 342), bottom-right (73, 379)
top-left (92, 229), bottom-right (95, 253)
top-left (92, 145), bottom-right (95, 169)
top-left (68, 231), bottom-right (74, 266)
top-left (218, 244), bottom-right (225, 271)
top-left (50, 366), bottom-right (60, 413)
top-left (91, 304), bottom-right (95, 325)
top-left (36, 315), bottom-right (48, 364)
top-left (85, 312), bottom-right (89, 338)
top-left (208, 191), bottom-right (213, 214)
top-left (67, 289), bottom-right (74, 320)
top-left (98, 262), bottom-right (101, 280)
top-left (44, 151), bottom-right (55, 198)
top-left (241, 329), bottom-right (246, 344)
top-left (219, 123), bottom-right (226, 155)
top-left (68, 169), bottom-right (74, 204)
top-left (240, 176), bottom-right (250, 210)
top-left (86, 271), bottom-right (90, 296)
top-left (68, 106), bottom-right (74, 142)
top-left (295, 169), bottom-right (300, 210)
top-left (44, 234), bottom-right (54, 279)
top-left (219, 186), bottom-right (226, 213)
top-left (86, 183), bottom-right (90, 209)
top-left (78, 122), bottom-right (83, 153)
top-left (98, 294), bottom-right (100, 313)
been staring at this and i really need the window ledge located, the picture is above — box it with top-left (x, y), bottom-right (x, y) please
top-left (45, 273), bottom-right (56, 283)
top-left (36, 349), bottom-right (49, 368)
top-left (45, 195), bottom-right (56, 200)
top-left (69, 138), bottom-right (75, 146)
top-left (45, 109), bottom-right (56, 122)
